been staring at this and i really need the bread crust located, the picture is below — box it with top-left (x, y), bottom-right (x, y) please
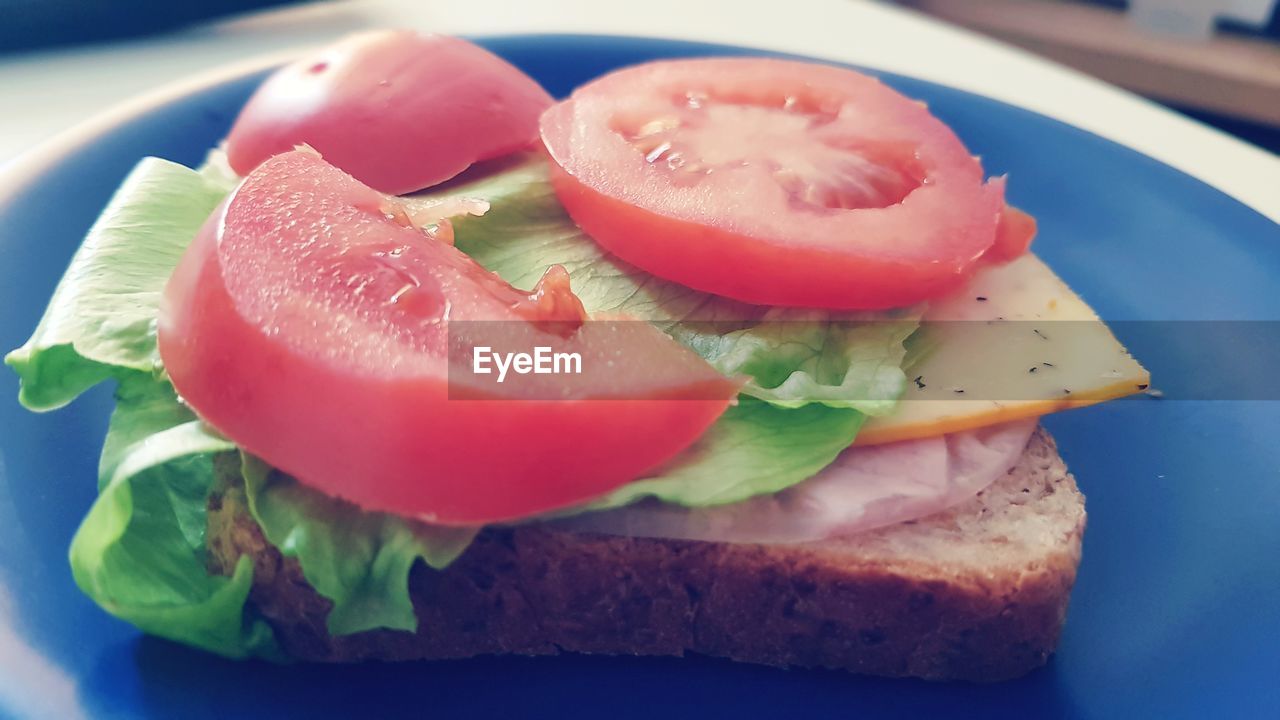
top-left (207, 427), bottom-right (1084, 681)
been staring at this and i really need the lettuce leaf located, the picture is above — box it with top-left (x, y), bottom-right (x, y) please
top-left (414, 155), bottom-right (915, 414)
top-left (7, 154), bottom-right (909, 654)
top-left (552, 398), bottom-right (863, 515)
top-left (70, 376), bottom-right (282, 659)
top-left (5, 159), bottom-right (228, 411)
top-left (239, 454), bottom-right (478, 635)
top-left (681, 312), bottom-right (914, 414)
top-left (86, 372), bottom-right (482, 645)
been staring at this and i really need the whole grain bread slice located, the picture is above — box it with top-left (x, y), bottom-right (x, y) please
top-left (207, 426), bottom-right (1084, 681)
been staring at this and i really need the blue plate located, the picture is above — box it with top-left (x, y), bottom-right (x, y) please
top-left (1, 35), bottom-right (1277, 720)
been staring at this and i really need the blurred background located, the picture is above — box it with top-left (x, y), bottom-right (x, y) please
top-left (0, 0), bottom-right (1277, 154)
top-left (896, 0), bottom-right (1280, 153)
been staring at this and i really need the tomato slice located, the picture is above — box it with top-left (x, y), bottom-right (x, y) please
top-left (158, 151), bottom-right (736, 525)
top-left (226, 31), bottom-right (553, 194)
top-left (540, 58), bottom-right (1015, 310)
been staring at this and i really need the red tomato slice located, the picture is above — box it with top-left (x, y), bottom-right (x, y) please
top-left (158, 151), bottom-right (735, 525)
top-left (541, 58), bottom-right (1014, 310)
top-left (226, 31), bottom-right (553, 194)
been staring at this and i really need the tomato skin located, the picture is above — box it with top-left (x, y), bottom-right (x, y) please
top-left (540, 58), bottom-right (1012, 310)
top-left (985, 205), bottom-right (1037, 263)
top-left (226, 31), bottom-right (553, 194)
top-left (158, 152), bottom-right (735, 525)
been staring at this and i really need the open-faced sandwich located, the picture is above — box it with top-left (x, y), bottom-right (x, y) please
top-left (6, 31), bottom-right (1148, 681)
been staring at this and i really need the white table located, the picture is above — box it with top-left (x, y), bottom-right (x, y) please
top-left (1, 0), bottom-right (1277, 222)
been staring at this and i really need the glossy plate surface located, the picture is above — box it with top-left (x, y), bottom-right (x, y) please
top-left (0, 35), bottom-right (1277, 720)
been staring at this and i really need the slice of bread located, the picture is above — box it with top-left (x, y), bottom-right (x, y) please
top-left (207, 426), bottom-right (1084, 681)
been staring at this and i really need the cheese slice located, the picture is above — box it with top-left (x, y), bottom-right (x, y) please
top-left (857, 254), bottom-right (1149, 445)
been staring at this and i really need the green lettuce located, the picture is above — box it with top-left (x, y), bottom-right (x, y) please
top-left (6, 158), bottom-right (228, 410)
top-left (71, 375), bottom-right (281, 659)
top-left (556, 398), bottom-right (863, 515)
top-left (78, 371), bottom-right (479, 652)
top-left (7, 154), bottom-right (909, 657)
top-left (3, 160), bottom-right (277, 657)
top-left (239, 455), bottom-right (478, 635)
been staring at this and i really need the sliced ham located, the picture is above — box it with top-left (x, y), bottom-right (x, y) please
top-left (551, 420), bottom-right (1037, 544)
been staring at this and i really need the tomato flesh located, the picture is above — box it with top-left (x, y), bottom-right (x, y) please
top-left (541, 58), bottom-right (1016, 309)
top-left (226, 31), bottom-right (553, 194)
top-left (158, 151), bottom-right (736, 525)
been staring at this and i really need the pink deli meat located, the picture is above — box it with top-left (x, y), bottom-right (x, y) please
top-left (553, 420), bottom-right (1037, 544)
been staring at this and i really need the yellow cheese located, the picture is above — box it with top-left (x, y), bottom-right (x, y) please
top-left (856, 254), bottom-right (1149, 445)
